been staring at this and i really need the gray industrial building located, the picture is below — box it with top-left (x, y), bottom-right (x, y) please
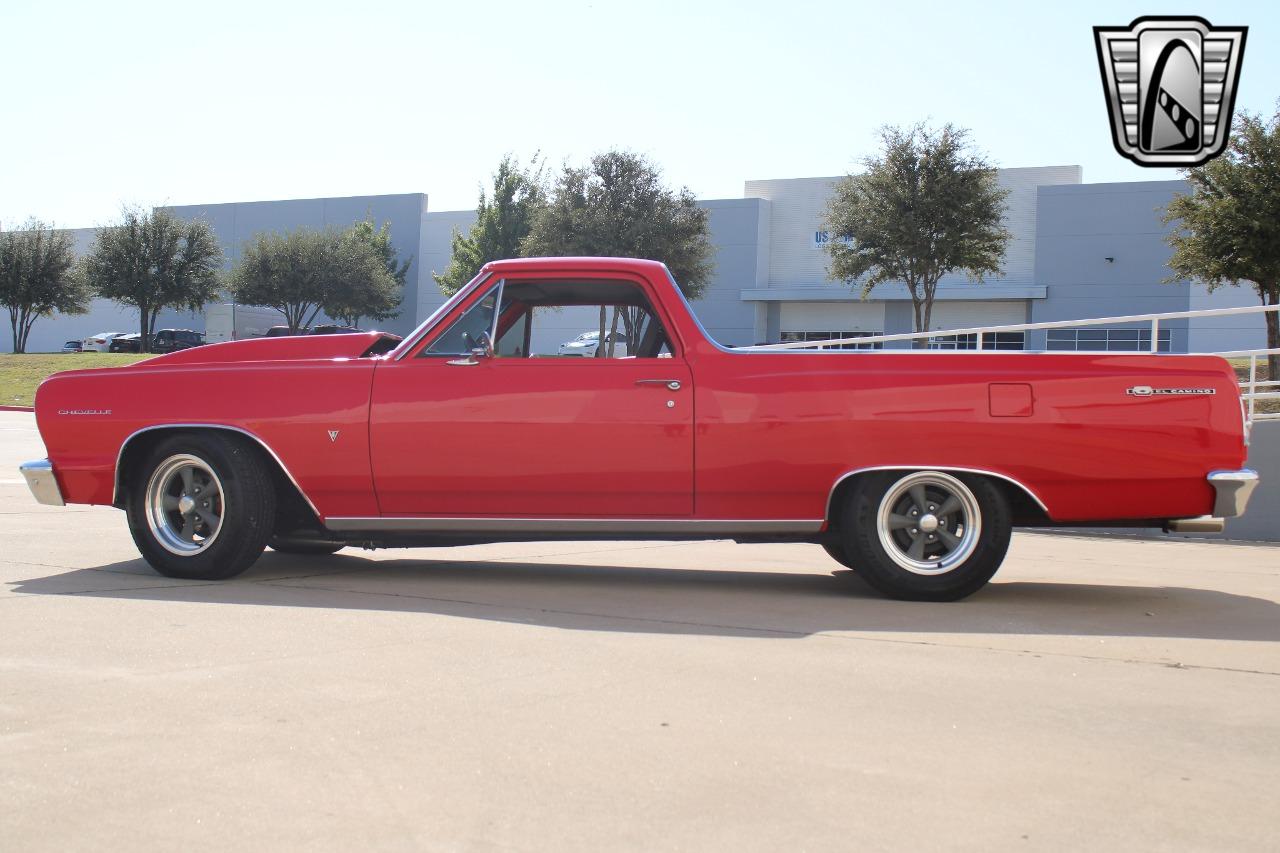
top-left (3, 167), bottom-right (1269, 354)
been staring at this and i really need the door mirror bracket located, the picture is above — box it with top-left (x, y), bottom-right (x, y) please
top-left (448, 332), bottom-right (493, 366)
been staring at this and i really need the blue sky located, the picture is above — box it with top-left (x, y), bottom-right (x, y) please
top-left (2, 0), bottom-right (1276, 228)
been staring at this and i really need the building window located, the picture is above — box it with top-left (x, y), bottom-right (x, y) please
top-left (1046, 329), bottom-right (1171, 352)
top-left (927, 332), bottom-right (1025, 351)
top-left (779, 330), bottom-right (883, 350)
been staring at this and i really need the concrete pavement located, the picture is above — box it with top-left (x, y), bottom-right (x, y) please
top-left (1, 411), bottom-right (1278, 851)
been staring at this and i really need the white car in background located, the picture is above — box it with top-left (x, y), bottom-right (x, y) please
top-left (557, 330), bottom-right (629, 357)
top-left (82, 332), bottom-right (127, 352)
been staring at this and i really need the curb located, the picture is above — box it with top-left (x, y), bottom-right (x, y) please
top-left (0, 405), bottom-right (34, 412)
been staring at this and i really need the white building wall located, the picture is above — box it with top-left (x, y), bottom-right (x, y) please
top-left (927, 301), bottom-right (1028, 330)
top-left (418, 210), bottom-right (477, 324)
top-left (780, 302), bottom-right (885, 333)
top-left (1188, 281), bottom-right (1269, 353)
top-left (744, 166), bottom-right (1082, 292)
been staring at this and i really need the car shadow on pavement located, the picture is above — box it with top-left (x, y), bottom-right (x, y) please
top-left (10, 551), bottom-right (1280, 642)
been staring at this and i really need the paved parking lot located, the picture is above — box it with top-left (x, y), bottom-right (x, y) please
top-left (1, 410), bottom-right (1278, 851)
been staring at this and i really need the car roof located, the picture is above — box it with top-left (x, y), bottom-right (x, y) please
top-left (482, 257), bottom-right (669, 277)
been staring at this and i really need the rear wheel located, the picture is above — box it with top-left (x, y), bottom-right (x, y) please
top-left (838, 470), bottom-right (1011, 601)
top-left (125, 433), bottom-right (276, 580)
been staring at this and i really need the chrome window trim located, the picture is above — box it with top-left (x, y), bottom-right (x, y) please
top-left (113, 424), bottom-right (321, 518)
top-left (391, 271), bottom-right (494, 361)
top-left (825, 465), bottom-right (1051, 521)
top-left (323, 517), bottom-right (823, 535)
top-left (416, 278), bottom-right (506, 359)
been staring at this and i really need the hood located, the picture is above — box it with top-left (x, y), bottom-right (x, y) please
top-left (138, 332), bottom-right (401, 366)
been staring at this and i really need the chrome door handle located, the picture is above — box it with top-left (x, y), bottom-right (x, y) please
top-left (635, 379), bottom-right (682, 391)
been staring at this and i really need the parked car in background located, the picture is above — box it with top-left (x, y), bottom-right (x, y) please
top-left (108, 334), bottom-right (144, 353)
top-left (82, 332), bottom-right (127, 352)
top-left (150, 329), bottom-right (204, 353)
top-left (558, 330), bottom-right (629, 357)
top-left (310, 324), bottom-right (363, 335)
top-left (60, 341), bottom-right (83, 353)
top-left (265, 326), bottom-right (300, 337)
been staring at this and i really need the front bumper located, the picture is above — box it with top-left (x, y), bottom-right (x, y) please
top-left (19, 459), bottom-right (65, 507)
top-left (1208, 469), bottom-right (1259, 518)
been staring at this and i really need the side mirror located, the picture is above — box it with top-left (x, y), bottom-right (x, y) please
top-left (448, 331), bottom-right (495, 366)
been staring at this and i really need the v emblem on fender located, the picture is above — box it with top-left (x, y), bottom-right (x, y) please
top-left (328, 430), bottom-right (340, 443)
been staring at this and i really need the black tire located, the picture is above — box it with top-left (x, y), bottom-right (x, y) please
top-left (838, 470), bottom-right (1011, 601)
top-left (125, 432), bottom-right (276, 580)
top-left (821, 540), bottom-right (856, 569)
top-left (268, 537), bottom-right (344, 555)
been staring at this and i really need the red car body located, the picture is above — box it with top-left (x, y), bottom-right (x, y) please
top-left (21, 257), bottom-right (1259, 598)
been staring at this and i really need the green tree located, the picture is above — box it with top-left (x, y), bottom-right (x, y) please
top-left (323, 225), bottom-right (403, 327)
top-left (1164, 108), bottom-right (1280, 379)
top-left (824, 123), bottom-right (1010, 345)
top-left (84, 207), bottom-right (223, 352)
top-left (434, 155), bottom-right (546, 296)
top-left (522, 150), bottom-right (714, 300)
top-left (350, 216), bottom-right (411, 286)
top-left (0, 219), bottom-right (90, 353)
top-left (230, 225), bottom-right (399, 332)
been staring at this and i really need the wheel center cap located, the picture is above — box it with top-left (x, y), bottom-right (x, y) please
top-left (918, 513), bottom-right (940, 533)
top-left (178, 495), bottom-right (195, 515)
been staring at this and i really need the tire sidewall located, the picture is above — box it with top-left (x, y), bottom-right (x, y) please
top-left (840, 471), bottom-right (1011, 601)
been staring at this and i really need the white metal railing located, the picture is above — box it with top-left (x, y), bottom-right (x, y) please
top-left (1219, 347), bottom-right (1280, 424)
top-left (739, 302), bottom-right (1279, 423)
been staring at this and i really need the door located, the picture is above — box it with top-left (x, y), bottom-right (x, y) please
top-left (369, 277), bottom-right (694, 517)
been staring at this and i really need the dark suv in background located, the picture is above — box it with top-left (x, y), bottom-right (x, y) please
top-left (150, 329), bottom-right (204, 353)
top-left (109, 329), bottom-right (204, 353)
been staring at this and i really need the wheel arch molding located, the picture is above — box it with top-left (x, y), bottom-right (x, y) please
top-left (112, 424), bottom-right (321, 520)
top-left (825, 466), bottom-right (1051, 526)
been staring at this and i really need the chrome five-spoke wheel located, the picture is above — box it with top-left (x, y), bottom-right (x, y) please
top-left (145, 454), bottom-right (226, 555)
top-left (127, 433), bottom-right (276, 580)
top-left (876, 471), bottom-right (980, 575)
top-left (838, 469), bottom-right (1012, 601)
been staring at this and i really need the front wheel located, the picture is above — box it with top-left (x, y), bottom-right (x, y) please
top-left (125, 433), bottom-right (276, 580)
top-left (838, 470), bottom-right (1011, 601)
top-left (821, 540), bottom-right (856, 569)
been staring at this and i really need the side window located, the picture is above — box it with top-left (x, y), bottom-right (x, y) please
top-left (422, 287), bottom-right (499, 357)
top-left (495, 280), bottom-right (674, 359)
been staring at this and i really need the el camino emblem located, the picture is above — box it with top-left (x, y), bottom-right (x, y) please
top-left (1127, 386), bottom-right (1215, 397)
top-left (57, 409), bottom-right (112, 415)
top-left (328, 430), bottom-right (340, 442)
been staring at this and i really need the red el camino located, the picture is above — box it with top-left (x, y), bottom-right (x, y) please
top-left (20, 258), bottom-right (1259, 600)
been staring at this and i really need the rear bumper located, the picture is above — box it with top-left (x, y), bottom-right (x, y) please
top-left (19, 459), bottom-right (65, 507)
top-left (1208, 469), bottom-right (1259, 518)
top-left (1164, 469), bottom-right (1258, 534)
